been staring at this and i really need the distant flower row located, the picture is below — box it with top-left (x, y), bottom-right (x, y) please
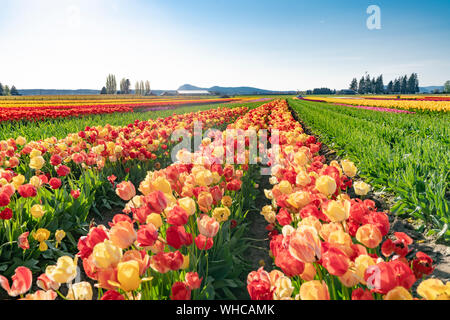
top-left (303, 96), bottom-right (449, 112)
top-left (0, 98), bottom-right (239, 122)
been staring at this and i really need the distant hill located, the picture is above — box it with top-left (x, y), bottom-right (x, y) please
top-left (178, 84), bottom-right (296, 95)
top-left (419, 86), bottom-right (445, 93)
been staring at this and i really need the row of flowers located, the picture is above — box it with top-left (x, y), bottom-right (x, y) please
top-left (0, 103), bottom-right (262, 299)
top-left (0, 98), bottom-right (242, 122)
top-left (0, 97), bottom-right (241, 108)
top-left (0, 106), bottom-right (249, 285)
top-left (303, 96), bottom-right (449, 112)
top-left (241, 100), bottom-right (448, 300)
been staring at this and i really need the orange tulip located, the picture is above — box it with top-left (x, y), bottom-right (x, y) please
top-left (116, 181), bottom-right (136, 201)
top-left (197, 191), bottom-right (213, 213)
top-left (299, 280), bottom-right (330, 300)
top-left (356, 224), bottom-right (383, 248)
top-left (288, 225), bottom-right (322, 263)
top-left (109, 220), bottom-right (137, 249)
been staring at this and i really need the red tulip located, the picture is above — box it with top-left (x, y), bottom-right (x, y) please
top-left (18, 184), bottom-right (37, 198)
top-left (171, 282), bottom-right (191, 300)
top-left (18, 231), bottom-right (30, 250)
top-left (0, 192), bottom-right (10, 207)
top-left (49, 177), bottom-right (62, 189)
top-left (56, 165), bottom-right (71, 177)
top-left (194, 234), bottom-right (213, 251)
top-left (247, 267), bottom-right (273, 300)
top-left (101, 290), bottom-right (125, 300)
top-left (136, 223), bottom-right (158, 247)
top-left (166, 205), bottom-right (189, 226)
top-left (185, 272), bottom-right (202, 290)
top-left (144, 190), bottom-right (167, 213)
top-left (0, 208), bottom-right (13, 220)
top-left (166, 225), bottom-right (192, 249)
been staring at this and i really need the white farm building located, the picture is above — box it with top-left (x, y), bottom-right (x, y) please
top-left (177, 90), bottom-right (212, 96)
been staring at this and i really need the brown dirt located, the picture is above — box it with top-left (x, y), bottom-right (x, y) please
top-left (245, 172), bottom-right (274, 272)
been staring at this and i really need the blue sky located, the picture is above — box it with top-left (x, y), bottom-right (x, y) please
top-left (0, 0), bottom-right (449, 90)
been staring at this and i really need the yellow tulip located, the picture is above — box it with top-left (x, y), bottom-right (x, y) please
top-left (30, 149), bottom-right (42, 159)
top-left (354, 181), bottom-right (371, 196)
top-left (92, 240), bottom-right (123, 269)
top-left (29, 156), bottom-right (45, 170)
top-left (341, 160), bottom-right (357, 178)
top-left (384, 286), bottom-right (413, 300)
top-left (178, 197), bottom-right (196, 216)
top-left (417, 279), bottom-right (450, 300)
top-left (15, 136), bottom-right (27, 146)
top-left (146, 213), bottom-right (163, 228)
top-left (66, 282), bottom-right (93, 300)
top-left (30, 204), bottom-right (45, 219)
top-left (212, 207), bottom-right (231, 223)
top-left (12, 174), bottom-right (25, 189)
top-left (315, 175), bottom-right (337, 196)
top-left (278, 180), bottom-right (293, 194)
top-left (32, 228), bottom-right (50, 242)
top-left (323, 199), bottom-right (351, 222)
top-left (117, 260), bottom-right (141, 292)
top-left (45, 256), bottom-right (78, 284)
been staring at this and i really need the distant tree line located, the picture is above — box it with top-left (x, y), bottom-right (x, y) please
top-left (306, 88), bottom-right (337, 95)
top-left (349, 73), bottom-right (419, 94)
top-left (101, 74), bottom-right (151, 95)
top-left (0, 82), bottom-right (20, 96)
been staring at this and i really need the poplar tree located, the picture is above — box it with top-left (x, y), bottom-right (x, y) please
top-left (106, 74), bottom-right (117, 94)
top-left (145, 80), bottom-right (151, 95)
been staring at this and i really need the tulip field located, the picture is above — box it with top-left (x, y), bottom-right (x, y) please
top-left (0, 96), bottom-right (449, 301)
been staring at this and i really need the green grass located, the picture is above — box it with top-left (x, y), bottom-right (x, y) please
top-left (0, 100), bottom-right (269, 141)
top-left (288, 98), bottom-right (450, 241)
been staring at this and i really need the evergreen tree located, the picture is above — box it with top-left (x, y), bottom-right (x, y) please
top-left (364, 74), bottom-right (372, 94)
top-left (375, 75), bottom-right (384, 94)
top-left (0, 83), bottom-right (3, 96)
top-left (100, 87), bottom-right (107, 94)
top-left (349, 78), bottom-right (358, 91)
top-left (400, 75), bottom-right (408, 94)
top-left (407, 73), bottom-right (415, 94)
top-left (358, 77), bottom-right (365, 94)
top-left (393, 78), bottom-right (401, 93)
top-left (10, 85), bottom-right (19, 96)
top-left (387, 80), bottom-right (393, 94)
top-left (414, 73), bottom-right (419, 93)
